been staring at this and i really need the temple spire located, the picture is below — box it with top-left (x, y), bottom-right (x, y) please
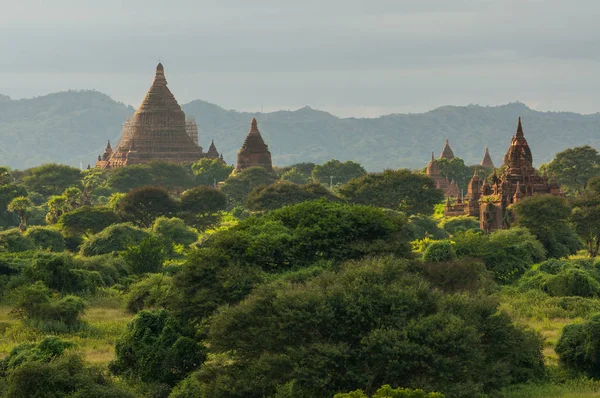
top-left (516, 117), bottom-right (524, 138)
top-left (250, 117), bottom-right (259, 133)
top-left (439, 138), bottom-right (455, 160)
top-left (480, 146), bottom-right (495, 169)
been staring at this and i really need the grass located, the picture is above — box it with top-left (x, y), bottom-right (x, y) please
top-left (0, 304), bottom-right (134, 366)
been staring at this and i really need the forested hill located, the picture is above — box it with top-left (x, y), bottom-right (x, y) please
top-left (1, 90), bottom-right (599, 170)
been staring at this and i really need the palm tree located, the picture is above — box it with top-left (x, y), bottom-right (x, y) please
top-left (8, 196), bottom-right (33, 231)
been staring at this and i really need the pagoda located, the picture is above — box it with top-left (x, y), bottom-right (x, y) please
top-left (96, 63), bottom-right (211, 169)
top-left (439, 139), bottom-right (455, 160)
top-left (480, 147), bottom-right (495, 169)
top-left (236, 118), bottom-right (273, 172)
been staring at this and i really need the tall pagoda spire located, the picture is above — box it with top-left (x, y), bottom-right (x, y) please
top-left (516, 117), bottom-right (524, 138)
top-left (207, 139), bottom-right (219, 158)
top-left (480, 147), bottom-right (495, 169)
top-left (439, 139), bottom-right (455, 160)
top-left (236, 118), bottom-right (273, 172)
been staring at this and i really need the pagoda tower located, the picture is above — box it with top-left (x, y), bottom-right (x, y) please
top-left (480, 147), bottom-right (495, 169)
top-left (96, 63), bottom-right (205, 169)
top-left (206, 140), bottom-right (220, 159)
top-left (236, 118), bottom-right (273, 172)
top-left (439, 139), bottom-right (455, 160)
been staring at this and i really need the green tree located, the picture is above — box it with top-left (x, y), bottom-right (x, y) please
top-left (540, 146), bottom-right (600, 195)
top-left (191, 158), bottom-right (234, 185)
top-left (246, 181), bottom-right (338, 211)
top-left (339, 169), bottom-right (444, 216)
top-left (7, 196), bottom-right (33, 231)
top-left (0, 183), bottom-right (27, 228)
top-left (152, 217), bottom-right (198, 247)
top-left (106, 164), bottom-right (154, 192)
top-left (122, 235), bottom-right (167, 274)
top-left (435, 157), bottom-right (471, 189)
top-left (220, 166), bottom-right (279, 208)
top-left (180, 257), bottom-right (543, 397)
top-left (280, 163), bottom-right (316, 184)
top-left (119, 186), bottom-right (178, 227)
top-left (423, 240), bottom-right (456, 262)
top-left (147, 161), bottom-right (197, 192)
top-left (80, 223), bottom-right (149, 256)
top-left (335, 385), bottom-right (444, 398)
top-left (124, 273), bottom-right (174, 313)
top-left (109, 310), bottom-right (206, 386)
top-left (0, 229), bottom-right (36, 252)
top-left (45, 195), bottom-right (68, 224)
top-left (312, 159), bottom-right (367, 186)
top-left (512, 194), bottom-right (581, 258)
top-left (179, 186), bottom-right (227, 229)
top-left (571, 189), bottom-right (600, 257)
top-left (58, 206), bottom-right (120, 237)
top-left (556, 314), bottom-right (600, 377)
top-left (24, 227), bottom-right (66, 252)
top-left (21, 164), bottom-right (82, 197)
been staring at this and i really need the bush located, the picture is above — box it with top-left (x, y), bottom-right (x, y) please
top-left (182, 256), bottom-right (543, 397)
top-left (9, 282), bottom-right (87, 328)
top-left (453, 228), bottom-right (546, 284)
top-left (23, 252), bottom-right (103, 294)
top-left (23, 226), bottom-right (65, 252)
top-left (58, 206), bottom-right (120, 237)
top-left (518, 259), bottom-right (600, 297)
top-left (0, 337), bottom-right (135, 398)
top-left (80, 223), bottom-right (150, 256)
top-left (124, 273), bottom-right (174, 313)
top-left (152, 217), bottom-right (198, 247)
top-left (556, 314), bottom-right (600, 377)
top-left (438, 216), bottom-right (480, 235)
top-left (122, 236), bottom-right (167, 275)
top-left (335, 385), bottom-right (445, 398)
top-left (423, 240), bottom-right (456, 262)
top-left (404, 215), bottom-right (448, 241)
top-left (0, 229), bottom-right (35, 253)
top-left (421, 258), bottom-right (495, 293)
top-left (246, 181), bottom-right (338, 211)
top-left (109, 310), bottom-right (206, 386)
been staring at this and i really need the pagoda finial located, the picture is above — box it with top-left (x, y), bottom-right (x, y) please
top-left (516, 117), bottom-right (524, 138)
top-left (251, 117), bottom-right (258, 130)
top-left (431, 152), bottom-right (435, 162)
top-left (156, 62), bottom-right (164, 74)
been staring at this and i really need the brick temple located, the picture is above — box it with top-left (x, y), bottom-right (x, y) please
top-left (96, 63), bottom-right (221, 169)
top-left (236, 118), bottom-right (273, 172)
top-left (444, 117), bottom-right (562, 231)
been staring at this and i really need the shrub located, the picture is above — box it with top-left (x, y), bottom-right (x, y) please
top-left (109, 310), bottom-right (206, 386)
top-left (518, 259), bottom-right (600, 297)
top-left (421, 258), bottom-right (495, 293)
top-left (404, 215), bottom-right (448, 240)
top-left (182, 256), bottom-right (543, 397)
top-left (556, 314), bottom-right (600, 377)
top-left (122, 236), bottom-right (167, 275)
top-left (80, 223), bottom-right (150, 256)
top-left (9, 282), bottom-right (87, 328)
top-left (335, 385), bottom-right (445, 398)
top-left (0, 229), bottom-right (35, 253)
top-left (0, 337), bottom-right (135, 398)
top-left (124, 273), bottom-right (174, 313)
top-left (152, 217), bottom-right (198, 247)
top-left (423, 240), bottom-right (456, 262)
top-left (23, 227), bottom-right (65, 252)
top-left (438, 216), bottom-right (480, 235)
top-left (119, 186), bottom-right (178, 227)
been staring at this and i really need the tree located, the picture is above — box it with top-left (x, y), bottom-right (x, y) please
top-left (540, 146), bottom-right (600, 195)
top-left (179, 186), bottom-right (227, 230)
top-left (435, 157), bottom-right (471, 189)
top-left (109, 310), bottom-right (206, 386)
top-left (119, 186), bottom-right (178, 227)
top-left (21, 164), bottom-right (82, 197)
top-left (23, 227), bottom-right (66, 252)
top-left (152, 217), bottom-right (198, 247)
top-left (58, 206), bottom-right (120, 237)
top-left (191, 158), bottom-right (234, 186)
top-left (79, 223), bottom-right (150, 256)
top-left (556, 314), bottom-right (600, 377)
top-left (45, 195), bottom-right (68, 224)
top-left (107, 164), bottom-right (154, 192)
top-left (335, 386), bottom-right (444, 398)
top-left (312, 159), bottom-right (367, 186)
top-left (122, 236), bottom-right (167, 274)
top-left (0, 183), bottom-right (27, 229)
top-left (147, 161), bottom-right (197, 192)
top-left (179, 257), bottom-right (543, 397)
top-left (220, 166), bottom-right (278, 208)
top-left (7, 196), bottom-right (33, 231)
top-left (512, 195), bottom-right (581, 259)
top-left (571, 190), bottom-right (600, 257)
top-left (246, 181), bottom-right (338, 211)
top-left (280, 163), bottom-right (316, 184)
top-left (339, 169), bottom-right (444, 216)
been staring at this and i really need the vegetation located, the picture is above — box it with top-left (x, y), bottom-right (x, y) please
top-left (0, 147), bottom-right (598, 397)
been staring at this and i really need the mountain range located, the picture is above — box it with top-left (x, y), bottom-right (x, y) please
top-left (0, 90), bottom-right (598, 171)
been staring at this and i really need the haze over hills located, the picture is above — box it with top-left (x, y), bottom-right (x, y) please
top-left (0, 90), bottom-right (599, 171)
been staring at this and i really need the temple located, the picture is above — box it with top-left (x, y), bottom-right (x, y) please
top-left (236, 118), bottom-right (273, 172)
top-left (480, 147), bottom-right (495, 169)
top-left (443, 117), bottom-right (562, 231)
top-left (439, 139), bottom-right (455, 160)
top-left (425, 151), bottom-right (459, 197)
top-left (96, 63), bottom-right (221, 169)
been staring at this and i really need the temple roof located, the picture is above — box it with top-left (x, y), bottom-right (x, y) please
top-left (240, 118), bottom-right (269, 153)
top-left (136, 63), bottom-right (184, 116)
top-left (503, 116), bottom-right (533, 172)
top-left (207, 140), bottom-right (219, 156)
top-left (439, 139), bottom-right (455, 160)
top-left (480, 147), bottom-right (495, 169)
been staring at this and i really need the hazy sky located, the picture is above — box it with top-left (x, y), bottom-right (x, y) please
top-left (1, 0), bottom-right (599, 117)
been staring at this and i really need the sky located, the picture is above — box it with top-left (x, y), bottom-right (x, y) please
top-left (1, 0), bottom-right (599, 117)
